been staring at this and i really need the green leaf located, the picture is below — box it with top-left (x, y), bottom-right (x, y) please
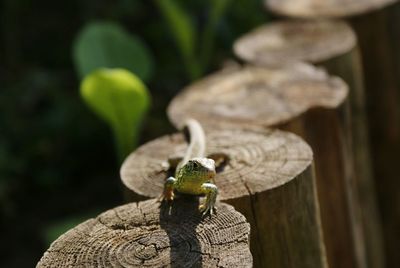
top-left (73, 21), bottom-right (153, 81)
top-left (80, 68), bottom-right (150, 162)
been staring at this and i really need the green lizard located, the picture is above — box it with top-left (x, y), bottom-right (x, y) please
top-left (163, 119), bottom-right (218, 216)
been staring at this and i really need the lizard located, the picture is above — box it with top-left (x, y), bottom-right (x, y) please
top-left (162, 119), bottom-right (218, 216)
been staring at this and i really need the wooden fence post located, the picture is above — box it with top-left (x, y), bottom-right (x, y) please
top-left (233, 20), bottom-right (383, 268)
top-left (121, 128), bottom-right (327, 268)
top-left (37, 199), bottom-right (252, 267)
top-left (349, 7), bottom-right (400, 267)
top-left (265, 0), bottom-right (397, 18)
top-left (166, 64), bottom-right (363, 268)
top-left (263, 1), bottom-right (400, 266)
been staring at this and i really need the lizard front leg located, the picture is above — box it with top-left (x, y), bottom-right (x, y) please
top-left (163, 176), bottom-right (177, 201)
top-left (199, 183), bottom-right (218, 216)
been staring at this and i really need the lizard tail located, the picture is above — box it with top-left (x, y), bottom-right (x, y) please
top-left (176, 119), bottom-right (206, 171)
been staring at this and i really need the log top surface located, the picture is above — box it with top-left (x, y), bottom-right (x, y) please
top-left (266, 0), bottom-right (397, 18)
top-left (121, 128), bottom-right (312, 200)
top-left (167, 64), bottom-right (348, 129)
top-left (37, 199), bottom-right (252, 268)
top-left (234, 20), bottom-right (356, 66)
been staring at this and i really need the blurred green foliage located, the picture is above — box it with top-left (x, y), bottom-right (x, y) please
top-left (73, 22), bottom-right (154, 81)
top-left (155, 0), bottom-right (231, 79)
top-left (81, 69), bottom-right (150, 162)
top-left (156, 0), bottom-right (200, 79)
top-left (0, 0), bottom-right (268, 266)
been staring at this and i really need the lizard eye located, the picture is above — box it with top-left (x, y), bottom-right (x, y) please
top-left (192, 162), bottom-right (199, 168)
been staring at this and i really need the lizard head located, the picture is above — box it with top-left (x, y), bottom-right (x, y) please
top-left (181, 157), bottom-right (216, 181)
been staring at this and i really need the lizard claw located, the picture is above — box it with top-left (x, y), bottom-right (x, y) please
top-left (160, 190), bottom-right (174, 202)
top-left (199, 183), bottom-right (218, 217)
top-left (199, 201), bottom-right (215, 217)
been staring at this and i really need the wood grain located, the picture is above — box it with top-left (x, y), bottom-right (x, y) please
top-left (121, 128), bottom-right (327, 268)
top-left (350, 4), bottom-right (400, 266)
top-left (233, 19), bottom-right (384, 268)
top-left (167, 64), bottom-right (347, 130)
top-left (37, 199), bottom-right (252, 268)
top-left (121, 128), bottom-right (313, 200)
top-left (166, 65), bottom-right (362, 268)
top-left (263, 2), bottom-right (400, 265)
top-left (234, 20), bottom-right (355, 67)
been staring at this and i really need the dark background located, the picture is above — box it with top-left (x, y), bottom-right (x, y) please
top-left (0, 0), bottom-right (268, 266)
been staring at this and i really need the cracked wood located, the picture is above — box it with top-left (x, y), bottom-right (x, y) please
top-left (121, 127), bottom-right (327, 268)
top-left (166, 63), bottom-right (360, 268)
top-left (37, 199), bottom-right (252, 268)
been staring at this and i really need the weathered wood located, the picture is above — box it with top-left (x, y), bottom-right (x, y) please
top-left (166, 65), bottom-right (362, 268)
top-left (121, 128), bottom-right (327, 268)
top-left (266, 0), bottom-right (396, 18)
top-left (349, 5), bottom-right (400, 267)
top-left (234, 20), bottom-right (356, 67)
top-left (234, 20), bottom-right (384, 268)
top-left (264, 1), bottom-right (400, 265)
top-left (168, 64), bottom-right (347, 129)
top-left (37, 198), bottom-right (252, 268)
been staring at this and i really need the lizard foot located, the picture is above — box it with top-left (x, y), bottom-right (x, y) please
top-left (199, 203), bottom-right (210, 216)
top-left (199, 183), bottom-right (218, 216)
top-left (163, 190), bottom-right (174, 202)
top-left (199, 200), bottom-right (216, 216)
top-left (161, 176), bottom-right (177, 202)
top-left (158, 191), bottom-right (174, 202)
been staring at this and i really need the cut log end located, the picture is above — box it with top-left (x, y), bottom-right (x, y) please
top-left (120, 128), bottom-right (325, 268)
top-left (37, 199), bottom-right (252, 268)
top-left (266, 0), bottom-right (397, 18)
top-left (234, 20), bottom-right (355, 66)
top-left (167, 64), bottom-right (348, 130)
top-left (121, 128), bottom-right (312, 201)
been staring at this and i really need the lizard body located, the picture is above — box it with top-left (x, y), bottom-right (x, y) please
top-left (163, 119), bottom-right (218, 216)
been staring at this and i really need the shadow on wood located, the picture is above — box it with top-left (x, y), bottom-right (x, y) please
top-left (166, 64), bottom-right (359, 268)
top-left (36, 198), bottom-right (252, 267)
top-left (121, 127), bottom-right (327, 268)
